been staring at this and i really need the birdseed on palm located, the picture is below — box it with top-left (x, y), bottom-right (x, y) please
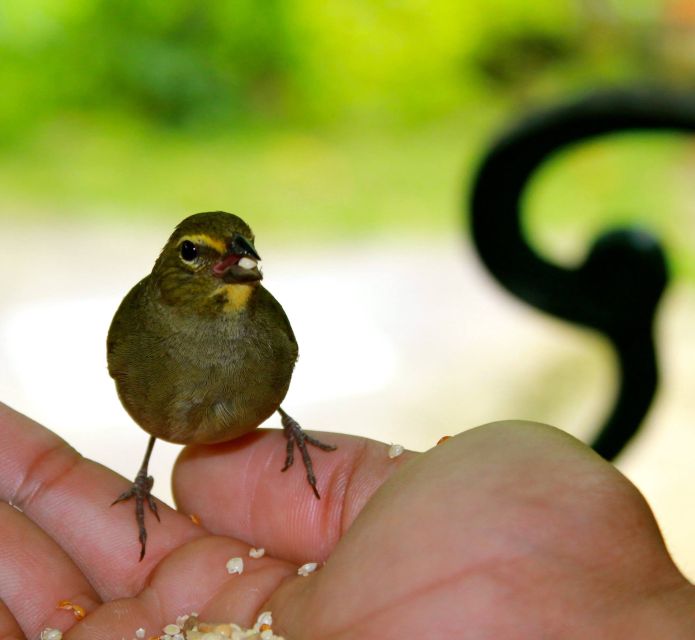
top-left (142, 611), bottom-right (284, 640)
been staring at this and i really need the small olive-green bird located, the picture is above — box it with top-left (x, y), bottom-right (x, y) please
top-left (107, 211), bottom-right (335, 560)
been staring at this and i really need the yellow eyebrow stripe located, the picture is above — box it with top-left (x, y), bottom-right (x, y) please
top-left (178, 234), bottom-right (226, 255)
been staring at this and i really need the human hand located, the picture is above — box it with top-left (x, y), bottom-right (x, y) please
top-left (1, 402), bottom-right (693, 639)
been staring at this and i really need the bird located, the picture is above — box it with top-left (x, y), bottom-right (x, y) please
top-left (107, 211), bottom-right (336, 560)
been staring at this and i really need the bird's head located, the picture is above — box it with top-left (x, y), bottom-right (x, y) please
top-left (151, 211), bottom-right (263, 314)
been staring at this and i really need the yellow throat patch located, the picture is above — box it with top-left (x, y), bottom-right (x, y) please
top-left (211, 284), bottom-right (254, 312)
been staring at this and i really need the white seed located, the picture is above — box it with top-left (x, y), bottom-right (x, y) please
top-left (297, 561), bottom-right (318, 576)
top-left (163, 624), bottom-right (181, 635)
top-left (154, 613), bottom-right (285, 640)
top-left (238, 257), bottom-right (257, 270)
top-left (135, 629), bottom-right (146, 639)
top-left (249, 547), bottom-right (265, 559)
top-left (255, 611), bottom-right (273, 628)
top-left (40, 629), bottom-right (63, 640)
top-left (388, 443), bottom-right (405, 459)
top-left (226, 556), bottom-right (244, 575)
top-left (175, 614), bottom-right (190, 627)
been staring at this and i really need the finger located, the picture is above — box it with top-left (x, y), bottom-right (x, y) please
top-left (0, 502), bottom-right (100, 639)
top-left (173, 429), bottom-right (415, 564)
top-left (0, 403), bottom-right (204, 600)
top-left (66, 537), bottom-right (296, 639)
top-left (0, 598), bottom-right (25, 640)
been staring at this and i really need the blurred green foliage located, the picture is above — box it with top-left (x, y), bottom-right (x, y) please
top-left (2, 0), bottom-right (695, 278)
top-left (0, 0), bottom-right (647, 133)
top-left (5, 0), bottom-right (692, 134)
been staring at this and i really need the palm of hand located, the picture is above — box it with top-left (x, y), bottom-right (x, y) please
top-left (0, 404), bottom-right (693, 639)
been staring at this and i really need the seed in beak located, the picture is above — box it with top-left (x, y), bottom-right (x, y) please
top-left (238, 257), bottom-right (258, 270)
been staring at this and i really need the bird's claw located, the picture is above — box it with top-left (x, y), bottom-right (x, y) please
top-left (278, 408), bottom-right (337, 499)
top-left (111, 470), bottom-right (159, 561)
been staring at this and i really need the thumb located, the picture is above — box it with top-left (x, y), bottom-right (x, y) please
top-left (172, 429), bottom-right (414, 564)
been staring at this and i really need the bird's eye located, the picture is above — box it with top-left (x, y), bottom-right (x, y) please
top-left (180, 240), bottom-right (198, 261)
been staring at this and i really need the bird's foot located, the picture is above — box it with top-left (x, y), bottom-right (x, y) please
top-left (111, 468), bottom-right (159, 561)
top-left (278, 407), bottom-right (337, 499)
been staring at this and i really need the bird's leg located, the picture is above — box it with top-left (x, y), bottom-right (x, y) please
top-left (111, 435), bottom-right (159, 561)
top-left (278, 407), bottom-right (337, 499)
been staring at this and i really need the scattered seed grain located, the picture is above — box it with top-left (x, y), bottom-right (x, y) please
top-left (297, 562), bottom-right (318, 576)
top-left (226, 557), bottom-right (244, 575)
top-left (388, 443), bottom-right (404, 458)
top-left (56, 599), bottom-right (86, 620)
top-left (256, 612), bottom-right (273, 628)
top-left (155, 611), bottom-right (285, 639)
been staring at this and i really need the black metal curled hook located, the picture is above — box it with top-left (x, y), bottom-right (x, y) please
top-left (469, 87), bottom-right (695, 460)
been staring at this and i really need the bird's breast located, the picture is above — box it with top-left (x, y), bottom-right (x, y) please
top-left (109, 282), bottom-right (298, 445)
top-left (147, 306), bottom-right (296, 443)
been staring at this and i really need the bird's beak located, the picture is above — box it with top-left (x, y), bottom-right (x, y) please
top-left (230, 234), bottom-right (261, 261)
top-left (212, 234), bottom-right (263, 283)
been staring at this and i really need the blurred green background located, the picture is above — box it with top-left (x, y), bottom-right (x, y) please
top-left (2, 0), bottom-right (695, 268)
